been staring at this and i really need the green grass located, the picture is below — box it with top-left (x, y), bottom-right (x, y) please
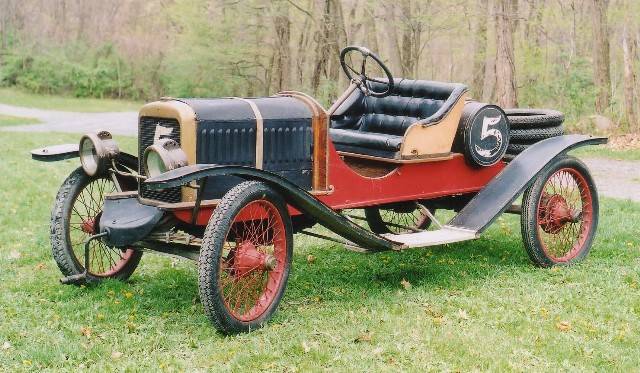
top-left (0, 88), bottom-right (142, 113)
top-left (571, 146), bottom-right (640, 161)
top-left (0, 114), bottom-right (41, 127)
top-left (1, 131), bottom-right (640, 371)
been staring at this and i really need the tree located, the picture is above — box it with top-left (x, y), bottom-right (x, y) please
top-left (591, 0), bottom-right (611, 114)
top-left (383, 3), bottom-right (403, 74)
top-left (272, 1), bottom-right (291, 91)
top-left (471, 0), bottom-right (489, 99)
top-left (622, 19), bottom-right (638, 131)
top-left (493, 0), bottom-right (518, 108)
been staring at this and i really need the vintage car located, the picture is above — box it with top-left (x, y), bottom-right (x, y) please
top-left (32, 46), bottom-right (605, 334)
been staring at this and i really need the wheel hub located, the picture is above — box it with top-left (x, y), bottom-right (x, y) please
top-left (232, 241), bottom-right (277, 278)
top-left (80, 218), bottom-right (96, 234)
top-left (539, 194), bottom-right (575, 233)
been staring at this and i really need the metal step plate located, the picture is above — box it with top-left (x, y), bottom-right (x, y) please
top-left (383, 226), bottom-right (478, 249)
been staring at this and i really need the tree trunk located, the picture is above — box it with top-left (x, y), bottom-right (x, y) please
top-left (400, 0), bottom-right (414, 77)
top-left (471, 0), bottom-right (489, 99)
top-left (294, 9), bottom-right (312, 87)
top-left (622, 24), bottom-right (638, 131)
top-left (494, 0), bottom-right (518, 108)
top-left (328, 0), bottom-right (348, 87)
top-left (591, 0), bottom-right (611, 114)
top-left (384, 4), bottom-right (402, 74)
top-left (363, 5), bottom-right (379, 53)
top-left (272, 0), bottom-right (291, 91)
top-left (311, 0), bottom-right (330, 94)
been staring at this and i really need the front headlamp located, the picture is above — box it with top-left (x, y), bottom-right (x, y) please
top-left (143, 138), bottom-right (187, 178)
top-left (79, 131), bottom-right (120, 176)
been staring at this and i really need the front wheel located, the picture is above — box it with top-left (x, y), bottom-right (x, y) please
top-left (521, 156), bottom-right (599, 267)
top-left (198, 181), bottom-right (293, 334)
top-left (50, 167), bottom-right (142, 281)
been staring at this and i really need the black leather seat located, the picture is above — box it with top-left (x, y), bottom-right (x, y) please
top-left (330, 79), bottom-right (468, 158)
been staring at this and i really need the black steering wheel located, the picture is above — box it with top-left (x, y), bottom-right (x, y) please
top-left (340, 46), bottom-right (394, 98)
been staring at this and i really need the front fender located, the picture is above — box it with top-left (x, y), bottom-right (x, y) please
top-left (31, 143), bottom-right (138, 167)
top-left (145, 165), bottom-right (400, 252)
top-left (31, 144), bottom-right (80, 162)
top-left (448, 134), bottom-right (607, 233)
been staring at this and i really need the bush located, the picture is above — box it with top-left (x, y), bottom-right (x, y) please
top-left (0, 44), bottom-right (143, 99)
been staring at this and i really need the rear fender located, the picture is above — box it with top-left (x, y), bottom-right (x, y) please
top-left (448, 134), bottom-right (607, 233)
top-left (145, 165), bottom-right (399, 252)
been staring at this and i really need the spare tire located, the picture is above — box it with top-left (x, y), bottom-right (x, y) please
top-left (507, 143), bottom-right (529, 155)
top-left (510, 125), bottom-right (564, 142)
top-left (456, 102), bottom-right (510, 167)
top-left (504, 108), bottom-right (564, 129)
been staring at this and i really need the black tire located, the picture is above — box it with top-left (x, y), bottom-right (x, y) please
top-left (510, 125), bottom-right (564, 142)
top-left (506, 143), bottom-right (530, 155)
top-left (198, 181), bottom-right (293, 334)
top-left (505, 108), bottom-right (564, 129)
top-left (521, 156), bottom-right (599, 267)
top-left (50, 166), bottom-right (142, 281)
top-left (365, 202), bottom-right (434, 234)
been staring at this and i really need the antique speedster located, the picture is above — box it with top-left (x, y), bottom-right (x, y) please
top-left (32, 46), bottom-right (605, 334)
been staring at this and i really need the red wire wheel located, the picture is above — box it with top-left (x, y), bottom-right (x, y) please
top-left (51, 167), bottom-right (142, 281)
top-left (199, 181), bottom-right (293, 334)
top-left (521, 156), bottom-right (599, 267)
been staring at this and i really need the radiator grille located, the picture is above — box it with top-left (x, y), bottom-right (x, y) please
top-left (138, 116), bottom-right (182, 203)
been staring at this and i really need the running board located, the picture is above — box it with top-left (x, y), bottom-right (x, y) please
top-left (382, 226), bottom-right (478, 249)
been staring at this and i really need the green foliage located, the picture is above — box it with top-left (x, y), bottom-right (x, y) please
top-left (0, 44), bottom-right (142, 99)
top-left (553, 58), bottom-right (598, 121)
top-left (160, 0), bottom-right (266, 98)
top-left (518, 50), bottom-right (596, 124)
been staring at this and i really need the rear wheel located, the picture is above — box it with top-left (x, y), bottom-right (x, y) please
top-left (50, 167), bottom-right (142, 280)
top-left (521, 156), bottom-right (598, 267)
top-left (365, 202), bottom-right (434, 234)
top-left (198, 181), bottom-right (293, 334)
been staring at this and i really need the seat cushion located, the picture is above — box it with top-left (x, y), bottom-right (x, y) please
top-left (331, 79), bottom-right (468, 135)
top-left (331, 128), bottom-right (403, 151)
top-left (330, 78), bottom-right (468, 158)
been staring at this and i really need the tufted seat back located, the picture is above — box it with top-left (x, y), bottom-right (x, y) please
top-left (331, 79), bottom-right (468, 136)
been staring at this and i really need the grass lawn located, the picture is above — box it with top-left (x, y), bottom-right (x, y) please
top-left (0, 114), bottom-right (41, 127)
top-left (0, 88), bottom-right (142, 113)
top-left (571, 146), bottom-right (640, 161)
top-left (1, 131), bottom-right (639, 371)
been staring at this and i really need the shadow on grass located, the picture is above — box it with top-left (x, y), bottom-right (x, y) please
top-left (36, 197), bottom-right (639, 335)
top-left (39, 216), bottom-right (535, 331)
top-left (288, 232), bottom-right (530, 300)
top-left (93, 228), bottom-right (527, 312)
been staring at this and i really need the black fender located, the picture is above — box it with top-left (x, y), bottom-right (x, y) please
top-left (31, 143), bottom-right (138, 167)
top-left (448, 134), bottom-right (607, 233)
top-left (31, 144), bottom-right (80, 162)
top-left (145, 165), bottom-right (400, 252)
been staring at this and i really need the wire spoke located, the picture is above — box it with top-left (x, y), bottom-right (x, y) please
top-left (536, 168), bottom-right (592, 261)
top-left (66, 175), bottom-right (132, 276)
top-left (217, 199), bottom-right (287, 321)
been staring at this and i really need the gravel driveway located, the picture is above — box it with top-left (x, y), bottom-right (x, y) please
top-left (1, 103), bottom-right (639, 202)
top-left (581, 158), bottom-right (640, 202)
top-left (0, 103), bottom-right (137, 136)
